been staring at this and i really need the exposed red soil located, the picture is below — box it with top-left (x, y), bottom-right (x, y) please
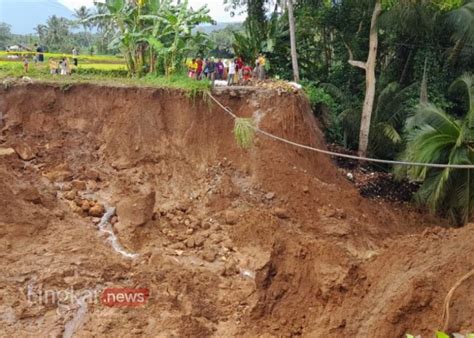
top-left (0, 82), bottom-right (472, 337)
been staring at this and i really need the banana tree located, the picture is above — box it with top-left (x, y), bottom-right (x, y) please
top-left (87, 0), bottom-right (143, 75)
top-left (140, 0), bottom-right (213, 76)
top-left (87, 0), bottom-right (212, 77)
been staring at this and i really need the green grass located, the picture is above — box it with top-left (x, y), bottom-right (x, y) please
top-left (0, 60), bottom-right (211, 94)
top-left (234, 118), bottom-right (256, 149)
top-left (78, 63), bottom-right (127, 70)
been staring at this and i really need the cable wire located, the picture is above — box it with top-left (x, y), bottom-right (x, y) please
top-left (207, 92), bottom-right (474, 170)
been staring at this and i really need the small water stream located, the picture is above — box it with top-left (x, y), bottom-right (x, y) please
top-left (62, 206), bottom-right (139, 337)
top-left (62, 294), bottom-right (89, 338)
top-left (98, 207), bottom-right (139, 259)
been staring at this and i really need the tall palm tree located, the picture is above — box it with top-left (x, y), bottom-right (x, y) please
top-left (397, 73), bottom-right (474, 225)
top-left (37, 15), bottom-right (71, 52)
top-left (74, 6), bottom-right (92, 47)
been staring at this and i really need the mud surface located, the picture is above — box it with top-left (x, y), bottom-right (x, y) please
top-left (0, 83), bottom-right (472, 337)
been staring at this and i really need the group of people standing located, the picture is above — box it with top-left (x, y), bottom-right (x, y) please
top-left (187, 57), bottom-right (225, 81)
top-left (187, 54), bottom-right (267, 86)
top-left (22, 46), bottom-right (79, 75)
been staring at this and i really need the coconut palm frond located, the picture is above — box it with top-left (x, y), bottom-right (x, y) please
top-left (320, 83), bottom-right (349, 104)
top-left (398, 73), bottom-right (474, 224)
top-left (449, 73), bottom-right (474, 127)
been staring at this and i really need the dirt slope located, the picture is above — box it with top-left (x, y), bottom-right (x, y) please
top-left (0, 83), bottom-right (471, 337)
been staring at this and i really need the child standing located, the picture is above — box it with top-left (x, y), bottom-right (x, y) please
top-left (23, 56), bottom-right (29, 73)
top-left (60, 58), bottom-right (68, 75)
top-left (49, 58), bottom-right (58, 75)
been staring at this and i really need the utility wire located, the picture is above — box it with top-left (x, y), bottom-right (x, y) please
top-left (207, 92), bottom-right (474, 170)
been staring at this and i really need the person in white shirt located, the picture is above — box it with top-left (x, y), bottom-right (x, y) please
top-left (228, 59), bottom-right (236, 86)
top-left (72, 47), bottom-right (79, 66)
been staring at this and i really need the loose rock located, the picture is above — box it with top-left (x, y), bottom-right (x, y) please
top-left (224, 210), bottom-right (239, 225)
top-left (274, 208), bottom-right (289, 219)
top-left (265, 192), bottom-right (276, 201)
top-left (0, 148), bottom-right (16, 157)
top-left (201, 249), bottom-right (217, 263)
top-left (89, 203), bottom-right (105, 217)
top-left (64, 190), bottom-right (77, 201)
top-left (15, 143), bottom-right (36, 161)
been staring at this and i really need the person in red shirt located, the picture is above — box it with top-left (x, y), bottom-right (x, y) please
top-left (236, 57), bottom-right (244, 84)
top-left (196, 57), bottom-right (203, 80)
top-left (243, 65), bottom-right (253, 83)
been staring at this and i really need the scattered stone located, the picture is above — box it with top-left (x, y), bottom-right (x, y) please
top-left (210, 233), bottom-right (224, 244)
top-left (81, 200), bottom-right (91, 212)
top-left (224, 210), bottom-right (239, 225)
top-left (211, 224), bottom-right (222, 232)
top-left (71, 180), bottom-right (87, 191)
top-left (201, 221), bottom-right (211, 230)
top-left (64, 190), bottom-right (77, 201)
top-left (274, 208), bottom-right (289, 219)
top-left (265, 192), bottom-right (275, 201)
top-left (92, 217), bottom-right (101, 225)
top-left (222, 239), bottom-right (234, 251)
top-left (0, 147), bottom-right (16, 157)
top-left (221, 261), bottom-right (239, 277)
top-left (302, 186), bottom-right (310, 193)
top-left (84, 169), bottom-right (101, 181)
top-left (201, 249), bottom-right (217, 263)
top-left (54, 210), bottom-right (65, 220)
top-left (21, 76), bottom-right (33, 83)
top-left (171, 242), bottom-right (185, 250)
top-left (89, 203), bottom-right (105, 217)
top-left (71, 204), bottom-right (83, 215)
top-left (15, 143), bottom-right (36, 161)
top-left (116, 191), bottom-right (155, 230)
top-left (194, 235), bottom-right (206, 247)
top-left (74, 197), bottom-right (83, 207)
top-left (185, 237), bottom-right (196, 248)
top-left (186, 228), bottom-right (194, 235)
top-left (44, 169), bottom-right (73, 183)
top-left (21, 186), bottom-right (42, 204)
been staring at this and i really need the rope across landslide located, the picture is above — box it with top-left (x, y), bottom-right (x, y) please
top-left (207, 92), bottom-right (474, 170)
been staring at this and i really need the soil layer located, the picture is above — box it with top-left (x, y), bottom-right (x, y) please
top-left (0, 83), bottom-right (472, 337)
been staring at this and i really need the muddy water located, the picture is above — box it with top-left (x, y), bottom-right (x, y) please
top-left (98, 207), bottom-right (138, 259)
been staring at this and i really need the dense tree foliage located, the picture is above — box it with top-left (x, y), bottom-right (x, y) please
top-left (0, 23), bottom-right (13, 50)
top-left (228, 0), bottom-right (474, 223)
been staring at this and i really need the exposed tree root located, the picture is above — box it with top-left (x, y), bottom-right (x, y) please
top-left (441, 269), bottom-right (474, 331)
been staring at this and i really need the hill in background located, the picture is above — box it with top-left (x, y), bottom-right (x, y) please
top-left (0, 0), bottom-right (241, 36)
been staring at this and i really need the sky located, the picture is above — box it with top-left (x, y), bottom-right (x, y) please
top-left (58, 0), bottom-right (245, 22)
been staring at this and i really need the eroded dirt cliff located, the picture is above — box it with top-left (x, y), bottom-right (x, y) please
top-left (0, 83), bottom-right (472, 337)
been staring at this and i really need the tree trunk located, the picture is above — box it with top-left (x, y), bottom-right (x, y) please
top-left (347, 0), bottom-right (382, 158)
top-left (447, 33), bottom-right (467, 69)
top-left (399, 49), bottom-right (413, 85)
top-left (420, 57), bottom-right (429, 104)
top-left (287, 0), bottom-right (300, 82)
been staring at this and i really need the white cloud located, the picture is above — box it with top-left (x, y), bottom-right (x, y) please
top-left (58, 0), bottom-right (245, 22)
